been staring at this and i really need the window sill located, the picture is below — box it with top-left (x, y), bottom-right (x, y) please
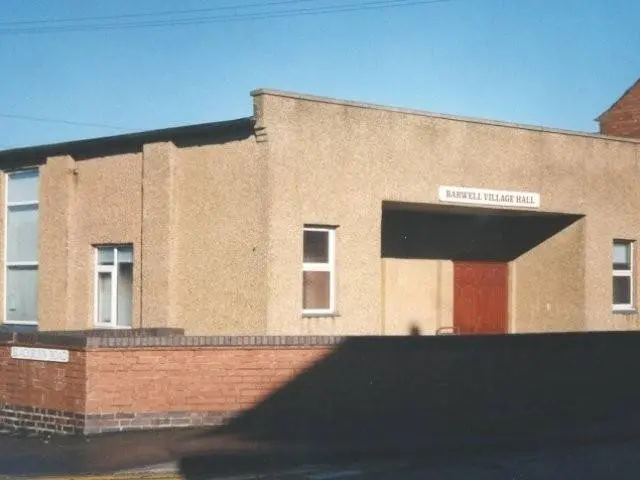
top-left (94, 324), bottom-right (133, 329)
top-left (613, 309), bottom-right (638, 315)
top-left (0, 323), bottom-right (38, 333)
top-left (302, 312), bottom-right (340, 318)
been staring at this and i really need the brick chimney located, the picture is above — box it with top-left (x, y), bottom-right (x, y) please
top-left (598, 78), bottom-right (640, 139)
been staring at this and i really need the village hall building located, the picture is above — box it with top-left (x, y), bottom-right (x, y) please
top-left (1, 80), bottom-right (640, 337)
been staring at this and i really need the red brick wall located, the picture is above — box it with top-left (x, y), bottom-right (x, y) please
top-left (7, 333), bottom-right (640, 442)
top-left (85, 347), bottom-right (331, 415)
top-left (0, 345), bottom-right (86, 413)
top-left (600, 80), bottom-right (640, 138)
top-left (0, 346), bottom-right (6, 405)
top-left (2, 338), bottom-right (335, 434)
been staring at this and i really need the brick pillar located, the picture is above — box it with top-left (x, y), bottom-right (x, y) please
top-left (140, 142), bottom-right (178, 329)
top-left (38, 155), bottom-right (76, 330)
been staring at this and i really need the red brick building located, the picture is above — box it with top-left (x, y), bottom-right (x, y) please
top-left (598, 78), bottom-right (640, 138)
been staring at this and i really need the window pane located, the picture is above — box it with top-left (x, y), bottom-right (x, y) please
top-left (117, 246), bottom-right (133, 264)
top-left (98, 248), bottom-right (114, 265)
top-left (8, 170), bottom-right (39, 203)
top-left (304, 230), bottom-right (329, 263)
top-left (97, 272), bottom-right (113, 324)
top-left (6, 266), bottom-right (38, 322)
top-left (613, 242), bottom-right (631, 270)
top-left (117, 262), bottom-right (133, 327)
top-left (303, 271), bottom-right (331, 310)
top-left (6, 204), bottom-right (39, 263)
top-left (613, 276), bottom-right (632, 305)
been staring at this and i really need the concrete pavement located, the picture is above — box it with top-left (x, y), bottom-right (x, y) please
top-left (3, 427), bottom-right (640, 479)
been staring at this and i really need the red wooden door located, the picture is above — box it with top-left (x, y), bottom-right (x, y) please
top-left (454, 261), bottom-right (508, 334)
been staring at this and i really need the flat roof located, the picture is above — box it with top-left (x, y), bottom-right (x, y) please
top-left (251, 88), bottom-right (640, 144)
top-left (1, 87), bottom-right (639, 169)
top-left (0, 116), bottom-right (254, 166)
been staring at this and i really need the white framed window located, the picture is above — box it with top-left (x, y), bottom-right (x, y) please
top-left (4, 169), bottom-right (40, 325)
top-left (94, 245), bottom-right (134, 328)
top-left (302, 226), bottom-right (336, 315)
top-left (613, 240), bottom-right (634, 311)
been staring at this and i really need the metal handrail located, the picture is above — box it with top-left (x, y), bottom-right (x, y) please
top-left (436, 326), bottom-right (460, 335)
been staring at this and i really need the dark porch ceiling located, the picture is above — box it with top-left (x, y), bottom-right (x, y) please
top-left (381, 207), bottom-right (583, 262)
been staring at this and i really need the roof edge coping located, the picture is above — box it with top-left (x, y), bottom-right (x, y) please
top-left (251, 88), bottom-right (640, 144)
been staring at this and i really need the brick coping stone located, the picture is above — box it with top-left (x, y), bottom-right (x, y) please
top-left (0, 330), bottom-right (346, 349)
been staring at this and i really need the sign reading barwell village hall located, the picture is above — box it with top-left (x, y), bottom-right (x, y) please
top-left (10, 346), bottom-right (70, 363)
top-left (438, 186), bottom-right (541, 209)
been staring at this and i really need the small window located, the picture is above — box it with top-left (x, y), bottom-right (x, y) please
top-left (95, 245), bottom-right (133, 327)
top-left (613, 240), bottom-right (634, 311)
top-left (302, 227), bottom-right (336, 315)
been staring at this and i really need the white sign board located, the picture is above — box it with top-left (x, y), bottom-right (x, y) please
top-left (10, 346), bottom-right (70, 363)
top-left (438, 185), bottom-right (540, 209)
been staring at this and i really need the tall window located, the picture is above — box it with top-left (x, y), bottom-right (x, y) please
top-left (95, 245), bottom-right (133, 327)
top-left (302, 226), bottom-right (336, 315)
top-left (5, 170), bottom-right (39, 325)
top-left (613, 240), bottom-right (634, 311)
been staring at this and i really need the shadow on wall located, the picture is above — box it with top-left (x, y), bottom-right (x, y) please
top-left (381, 207), bottom-right (583, 261)
top-left (409, 324), bottom-right (421, 335)
top-left (180, 333), bottom-right (640, 479)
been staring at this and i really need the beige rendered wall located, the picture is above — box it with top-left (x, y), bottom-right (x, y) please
top-left (38, 153), bottom-right (143, 331)
top-left (511, 219), bottom-right (586, 333)
top-left (34, 136), bottom-right (266, 334)
top-left (139, 142), bottom-right (179, 331)
top-left (17, 90), bottom-right (640, 335)
top-left (39, 157), bottom-right (75, 330)
top-left (583, 143), bottom-right (640, 331)
top-left (174, 137), bottom-right (267, 335)
top-left (255, 91), bottom-right (640, 334)
top-left (382, 259), bottom-right (453, 335)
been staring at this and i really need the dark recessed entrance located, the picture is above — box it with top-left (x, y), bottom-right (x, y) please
top-left (381, 202), bottom-right (583, 334)
top-left (381, 203), bottom-right (582, 262)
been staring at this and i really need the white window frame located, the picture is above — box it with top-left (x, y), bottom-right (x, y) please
top-left (613, 240), bottom-right (634, 311)
top-left (4, 170), bottom-right (39, 325)
top-left (94, 245), bottom-right (133, 329)
top-left (302, 226), bottom-right (336, 315)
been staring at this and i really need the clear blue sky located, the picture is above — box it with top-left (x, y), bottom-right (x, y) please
top-left (1, 0), bottom-right (638, 149)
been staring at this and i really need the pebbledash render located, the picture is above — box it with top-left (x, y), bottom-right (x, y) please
top-left (1, 81), bottom-right (640, 337)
